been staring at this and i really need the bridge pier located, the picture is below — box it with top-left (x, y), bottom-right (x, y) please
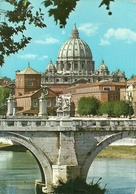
top-left (52, 165), bottom-right (81, 184)
top-left (35, 165), bottom-right (81, 194)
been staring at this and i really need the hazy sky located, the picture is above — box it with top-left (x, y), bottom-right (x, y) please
top-left (0, 0), bottom-right (136, 79)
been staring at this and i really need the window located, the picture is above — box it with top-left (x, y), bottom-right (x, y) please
top-left (33, 99), bottom-right (37, 107)
top-left (28, 79), bottom-right (33, 86)
top-left (115, 95), bottom-right (118, 100)
top-left (74, 63), bottom-right (78, 70)
top-left (47, 100), bottom-right (51, 107)
top-left (103, 87), bottom-right (110, 91)
top-left (64, 77), bottom-right (68, 82)
top-left (54, 100), bottom-right (57, 107)
top-left (110, 95), bottom-right (113, 100)
top-left (19, 79), bottom-right (22, 86)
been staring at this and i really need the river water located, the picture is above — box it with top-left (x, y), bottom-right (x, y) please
top-left (0, 150), bottom-right (136, 194)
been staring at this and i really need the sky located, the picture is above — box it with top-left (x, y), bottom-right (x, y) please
top-left (0, 0), bottom-right (136, 80)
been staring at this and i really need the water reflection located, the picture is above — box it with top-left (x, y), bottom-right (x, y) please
top-left (87, 158), bottom-right (136, 194)
top-left (0, 151), bottom-right (136, 194)
top-left (0, 151), bottom-right (41, 194)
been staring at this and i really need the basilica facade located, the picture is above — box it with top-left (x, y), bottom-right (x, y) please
top-left (41, 24), bottom-right (126, 87)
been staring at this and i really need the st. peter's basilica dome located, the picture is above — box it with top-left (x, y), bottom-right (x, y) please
top-left (55, 24), bottom-right (94, 73)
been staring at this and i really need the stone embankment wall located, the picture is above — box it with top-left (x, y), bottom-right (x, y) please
top-left (111, 137), bottom-right (136, 146)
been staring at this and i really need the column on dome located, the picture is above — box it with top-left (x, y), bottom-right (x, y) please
top-left (84, 60), bottom-right (87, 71)
top-left (57, 61), bottom-right (61, 71)
top-left (91, 61), bottom-right (95, 72)
top-left (64, 61), bottom-right (67, 72)
top-left (78, 61), bottom-right (81, 71)
top-left (71, 61), bottom-right (74, 72)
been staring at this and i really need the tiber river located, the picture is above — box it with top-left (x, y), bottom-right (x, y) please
top-left (0, 150), bottom-right (136, 194)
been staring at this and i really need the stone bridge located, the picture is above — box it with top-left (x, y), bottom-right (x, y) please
top-left (0, 116), bottom-right (136, 193)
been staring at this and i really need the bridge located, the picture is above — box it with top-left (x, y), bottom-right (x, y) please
top-left (0, 116), bottom-right (136, 193)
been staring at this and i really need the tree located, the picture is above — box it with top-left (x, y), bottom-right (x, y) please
top-left (0, 0), bottom-right (114, 66)
top-left (0, 87), bottom-right (10, 116)
top-left (113, 100), bottom-right (134, 117)
top-left (129, 74), bottom-right (136, 79)
top-left (77, 96), bottom-right (100, 116)
top-left (99, 101), bottom-right (115, 117)
top-left (2, 76), bottom-right (12, 82)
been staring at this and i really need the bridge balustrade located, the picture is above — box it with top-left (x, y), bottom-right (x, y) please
top-left (0, 117), bottom-right (136, 131)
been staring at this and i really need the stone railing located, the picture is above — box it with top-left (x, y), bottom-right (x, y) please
top-left (0, 116), bottom-right (136, 131)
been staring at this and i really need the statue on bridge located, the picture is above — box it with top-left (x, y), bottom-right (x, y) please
top-left (56, 94), bottom-right (71, 117)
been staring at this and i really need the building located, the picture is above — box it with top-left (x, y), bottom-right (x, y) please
top-left (14, 25), bottom-right (127, 116)
top-left (41, 24), bottom-right (126, 88)
top-left (120, 77), bottom-right (136, 117)
top-left (63, 81), bottom-right (126, 116)
top-left (15, 64), bottom-right (57, 116)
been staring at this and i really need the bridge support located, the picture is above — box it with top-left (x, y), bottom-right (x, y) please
top-left (52, 165), bottom-right (81, 185)
top-left (35, 166), bottom-right (81, 194)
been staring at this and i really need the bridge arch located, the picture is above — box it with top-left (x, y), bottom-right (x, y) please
top-left (5, 131), bottom-right (53, 189)
top-left (80, 131), bottom-right (135, 181)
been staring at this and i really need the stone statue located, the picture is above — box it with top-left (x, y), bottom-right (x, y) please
top-left (56, 96), bottom-right (63, 111)
top-left (56, 94), bottom-right (71, 117)
top-left (62, 94), bottom-right (71, 111)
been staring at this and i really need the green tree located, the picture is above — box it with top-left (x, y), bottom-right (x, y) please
top-left (113, 100), bottom-right (134, 117)
top-left (99, 101), bottom-right (115, 117)
top-left (2, 76), bottom-right (12, 82)
top-left (129, 74), bottom-right (136, 79)
top-left (78, 96), bottom-right (100, 116)
top-left (0, 0), bottom-right (114, 66)
top-left (0, 87), bottom-right (10, 116)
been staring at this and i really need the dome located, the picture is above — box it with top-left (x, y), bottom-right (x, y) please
top-left (57, 24), bottom-right (93, 60)
top-left (98, 60), bottom-right (109, 71)
top-left (45, 60), bottom-right (56, 72)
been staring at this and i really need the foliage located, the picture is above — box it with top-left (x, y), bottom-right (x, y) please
top-left (0, 0), bottom-right (114, 66)
top-left (52, 177), bottom-right (106, 194)
top-left (99, 101), bottom-right (115, 116)
top-left (1, 76), bottom-right (12, 82)
top-left (0, 87), bottom-right (10, 115)
top-left (78, 96), bottom-right (100, 116)
top-left (113, 100), bottom-right (134, 117)
top-left (0, 0), bottom-right (46, 66)
top-left (99, 100), bottom-right (134, 117)
top-left (129, 74), bottom-right (136, 79)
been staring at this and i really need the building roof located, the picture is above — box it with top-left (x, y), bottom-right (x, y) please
top-left (127, 76), bottom-right (136, 83)
top-left (65, 81), bottom-right (126, 90)
top-left (48, 85), bottom-right (69, 94)
top-left (17, 63), bottom-right (40, 75)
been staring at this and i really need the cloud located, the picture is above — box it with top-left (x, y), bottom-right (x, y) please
top-left (18, 54), bottom-right (38, 59)
top-left (99, 38), bottom-right (110, 46)
top-left (78, 23), bottom-right (99, 36)
top-left (39, 55), bottom-right (48, 60)
top-left (100, 28), bottom-right (136, 45)
top-left (34, 36), bottom-right (59, 44)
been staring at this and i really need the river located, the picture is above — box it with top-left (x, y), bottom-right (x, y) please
top-left (0, 150), bottom-right (136, 194)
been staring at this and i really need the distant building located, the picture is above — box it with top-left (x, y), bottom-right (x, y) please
top-left (15, 64), bottom-right (57, 116)
top-left (63, 81), bottom-right (126, 116)
top-left (14, 25), bottom-right (128, 116)
top-left (41, 24), bottom-right (126, 88)
top-left (120, 77), bottom-right (136, 117)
